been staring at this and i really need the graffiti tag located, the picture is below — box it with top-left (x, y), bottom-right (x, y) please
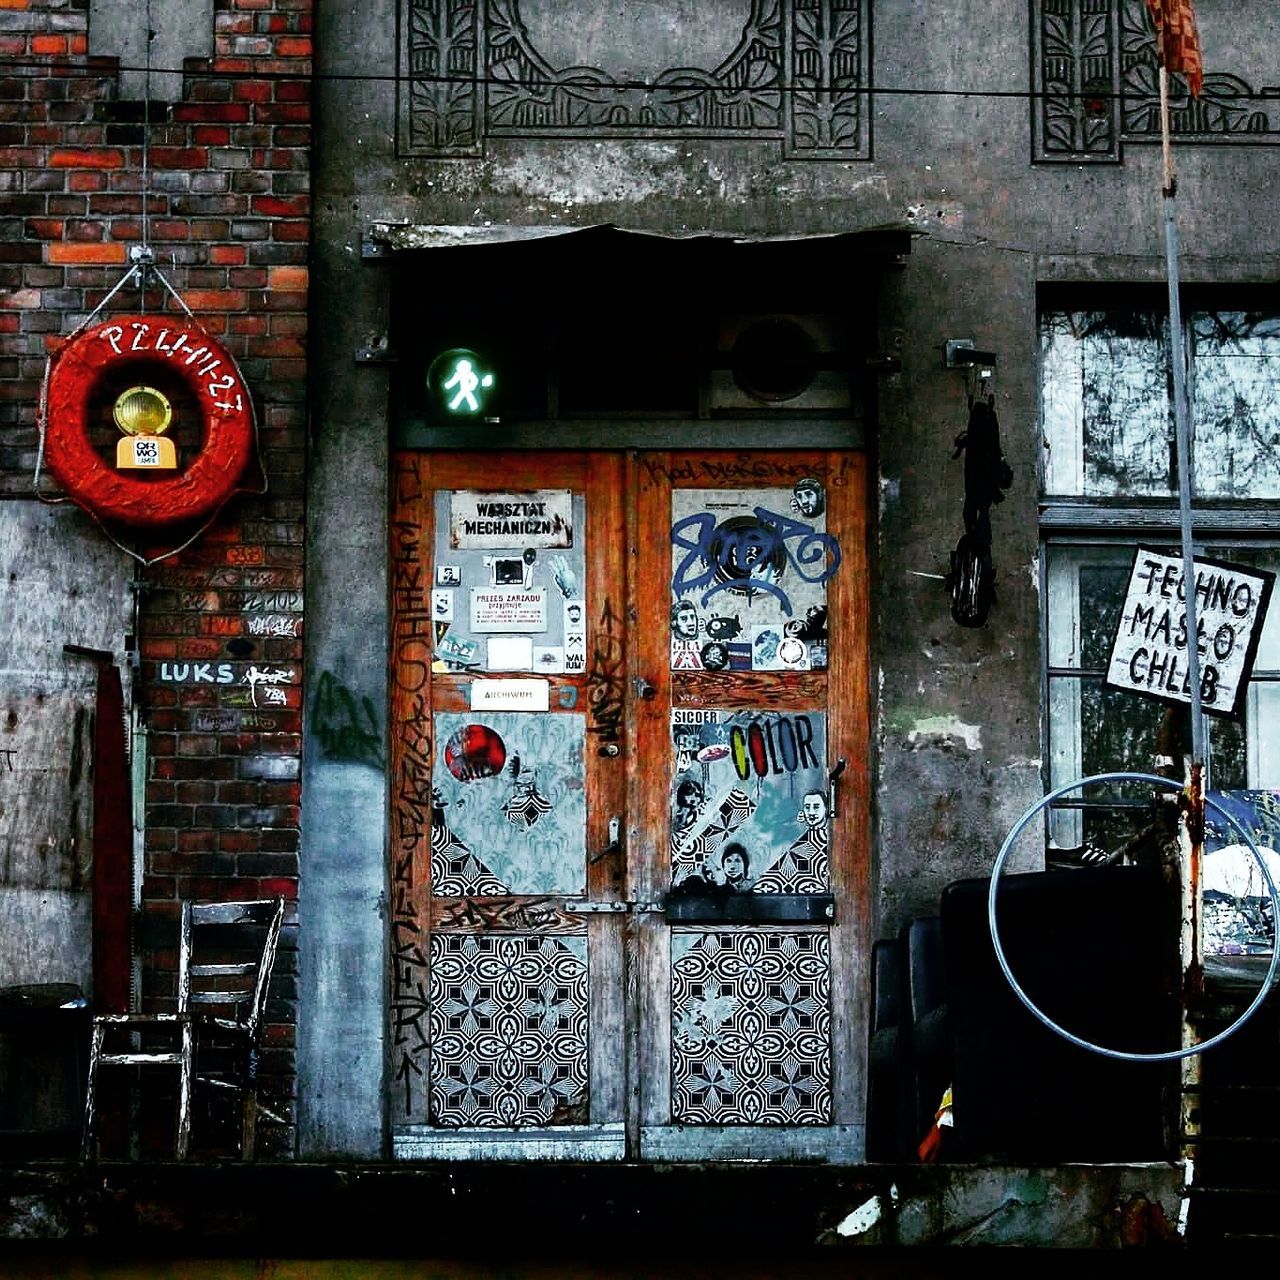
top-left (670, 507), bottom-right (841, 616)
top-left (311, 669), bottom-right (384, 767)
top-left (587, 597), bottom-right (625, 744)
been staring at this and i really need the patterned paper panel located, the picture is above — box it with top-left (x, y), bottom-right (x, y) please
top-left (670, 930), bottom-right (832, 1125)
top-left (428, 933), bottom-right (589, 1127)
top-left (431, 711), bottom-right (586, 895)
top-left (669, 486), bottom-right (839, 673)
top-left (670, 709), bottom-right (829, 894)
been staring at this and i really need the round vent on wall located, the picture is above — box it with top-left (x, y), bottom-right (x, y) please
top-left (730, 317), bottom-right (818, 404)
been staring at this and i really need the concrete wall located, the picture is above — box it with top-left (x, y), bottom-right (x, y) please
top-left (302, 0), bottom-right (1280, 1154)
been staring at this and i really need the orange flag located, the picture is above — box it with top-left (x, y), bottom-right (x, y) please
top-left (1146, 0), bottom-right (1204, 97)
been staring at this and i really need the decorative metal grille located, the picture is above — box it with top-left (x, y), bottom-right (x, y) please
top-left (400, 0), bottom-right (871, 159)
top-left (1034, 0), bottom-right (1279, 162)
top-left (670, 929), bottom-right (832, 1125)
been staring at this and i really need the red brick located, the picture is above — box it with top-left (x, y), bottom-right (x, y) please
top-left (50, 147), bottom-right (124, 168)
top-left (252, 195), bottom-right (308, 218)
top-left (47, 241), bottom-right (126, 264)
top-left (173, 103), bottom-right (251, 123)
top-left (267, 264), bottom-right (307, 291)
top-left (180, 288), bottom-right (248, 311)
top-left (148, 146), bottom-right (209, 170)
top-left (24, 218), bottom-right (64, 238)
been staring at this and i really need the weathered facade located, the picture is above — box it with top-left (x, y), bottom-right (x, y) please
top-left (3, 0), bottom-right (1280, 1260)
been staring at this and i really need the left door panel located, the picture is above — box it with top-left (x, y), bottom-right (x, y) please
top-left (389, 451), bottom-right (626, 1159)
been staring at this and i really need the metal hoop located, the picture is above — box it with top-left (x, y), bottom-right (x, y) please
top-left (988, 771), bottom-right (1280, 1062)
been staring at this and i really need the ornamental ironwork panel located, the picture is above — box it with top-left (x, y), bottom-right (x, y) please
top-left (1033, 0), bottom-right (1280, 161)
top-left (670, 928), bottom-right (832, 1125)
top-left (399, 0), bottom-right (871, 159)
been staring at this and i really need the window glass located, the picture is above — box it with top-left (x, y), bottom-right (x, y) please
top-left (1044, 543), bottom-right (1280, 856)
top-left (1191, 312), bottom-right (1280, 499)
top-left (1041, 311), bottom-right (1172, 497)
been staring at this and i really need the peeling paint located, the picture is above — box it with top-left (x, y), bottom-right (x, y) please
top-left (836, 1182), bottom-right (898, 1237)
top-left (908, 715), bottom-right (983, 752)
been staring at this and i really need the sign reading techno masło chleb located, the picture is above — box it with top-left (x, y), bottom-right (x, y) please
top-left (1106, 548), bottom-right (1275, 718)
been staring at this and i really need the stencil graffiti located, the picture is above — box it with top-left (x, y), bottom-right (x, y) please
top-left (669, 709), bottom-right (828, 895)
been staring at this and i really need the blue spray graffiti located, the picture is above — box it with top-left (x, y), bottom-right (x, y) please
top-left (670, 508), bottom-right (841, 617)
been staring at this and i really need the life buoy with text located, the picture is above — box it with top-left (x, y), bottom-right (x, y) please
top-left (43, 315), bottom-right (254, 528)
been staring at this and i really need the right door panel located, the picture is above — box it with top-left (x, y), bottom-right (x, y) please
top-left (630, 450), bottom-right (872, 1161)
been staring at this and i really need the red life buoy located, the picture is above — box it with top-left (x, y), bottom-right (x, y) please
top-left (42, 315), bottom-right (255, 528)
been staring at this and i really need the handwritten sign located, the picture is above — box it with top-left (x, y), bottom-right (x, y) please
top-left (1106, 548), bottom-right (1274, 719)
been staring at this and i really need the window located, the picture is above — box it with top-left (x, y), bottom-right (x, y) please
top-left (1040, 296), bottom-right (1280, 860)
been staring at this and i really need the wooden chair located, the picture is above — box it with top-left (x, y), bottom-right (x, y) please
top-left (81, 897), bottom-right (285, 1161)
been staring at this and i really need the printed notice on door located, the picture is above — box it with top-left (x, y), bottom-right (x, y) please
top-left (470, 588), bottom-right (549, 633)
top-left (1105, 548), bottom-right (1274, 719)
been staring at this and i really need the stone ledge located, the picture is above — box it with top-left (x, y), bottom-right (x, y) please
top-left (0, 1160), bottom-right (1186, 1252)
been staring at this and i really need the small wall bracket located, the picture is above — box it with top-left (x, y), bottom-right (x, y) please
top-left (945, 339), bottom-right (998, 374)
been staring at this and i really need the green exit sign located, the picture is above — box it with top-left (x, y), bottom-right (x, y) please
top-left (427, 348), bottom-right (496, 417)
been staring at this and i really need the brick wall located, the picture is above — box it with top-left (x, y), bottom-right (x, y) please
top-left (1, 0), bottom-right (310, 1156)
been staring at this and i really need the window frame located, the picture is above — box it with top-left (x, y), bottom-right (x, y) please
top-left (1038, 288), bottom-right (1280, 858)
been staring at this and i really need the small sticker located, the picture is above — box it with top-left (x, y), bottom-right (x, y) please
top-left (533, 645), bottom-right (565, 674)
top-left (777, 637), bottom-right (811, 669)
top-left (791, 478), bottom-right (826, 519)
top-left (470, 679), bottom-right (550, 711)
top-left (700, 641), bottom-right (731, 672)
top-left (432, 589), bottom-right (454, 623)
top-left (487, 555), bottom-right (531, 587)
top-left (437, 564), bottom-right (462, 586)
top-left (436, 633), bottom-right (480, 668)
top-left (487, 635), bottom-right (534, 671)
top-left (563, 599), bottom-right (586, 654)
top-left (672, 641), bottom-right (702, 671)
top-left (564, 650), bottom-right (586, 674)
top-left (750, 625), bottom-right (787, 671)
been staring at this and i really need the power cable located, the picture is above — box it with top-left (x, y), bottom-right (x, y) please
top-left (0, 53), bottom-right (1239, 103)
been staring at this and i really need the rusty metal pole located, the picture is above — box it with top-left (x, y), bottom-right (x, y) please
top-left (1160, 64), bottom-right (1206, 1227)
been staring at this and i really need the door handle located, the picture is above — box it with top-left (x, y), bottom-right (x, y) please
top-left (828, 757), bottom-right (847, 819)
top-left (588, 815), bottom-right (623, 863)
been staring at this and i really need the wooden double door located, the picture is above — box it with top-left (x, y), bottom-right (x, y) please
top-left (389, 449), bottom-right (870, 1161)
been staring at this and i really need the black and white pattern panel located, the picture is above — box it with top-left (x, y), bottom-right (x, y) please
top-left (670, 929), bottom-right (831, 1125)
top-left (428, 933), bottom-right (589, 1127)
